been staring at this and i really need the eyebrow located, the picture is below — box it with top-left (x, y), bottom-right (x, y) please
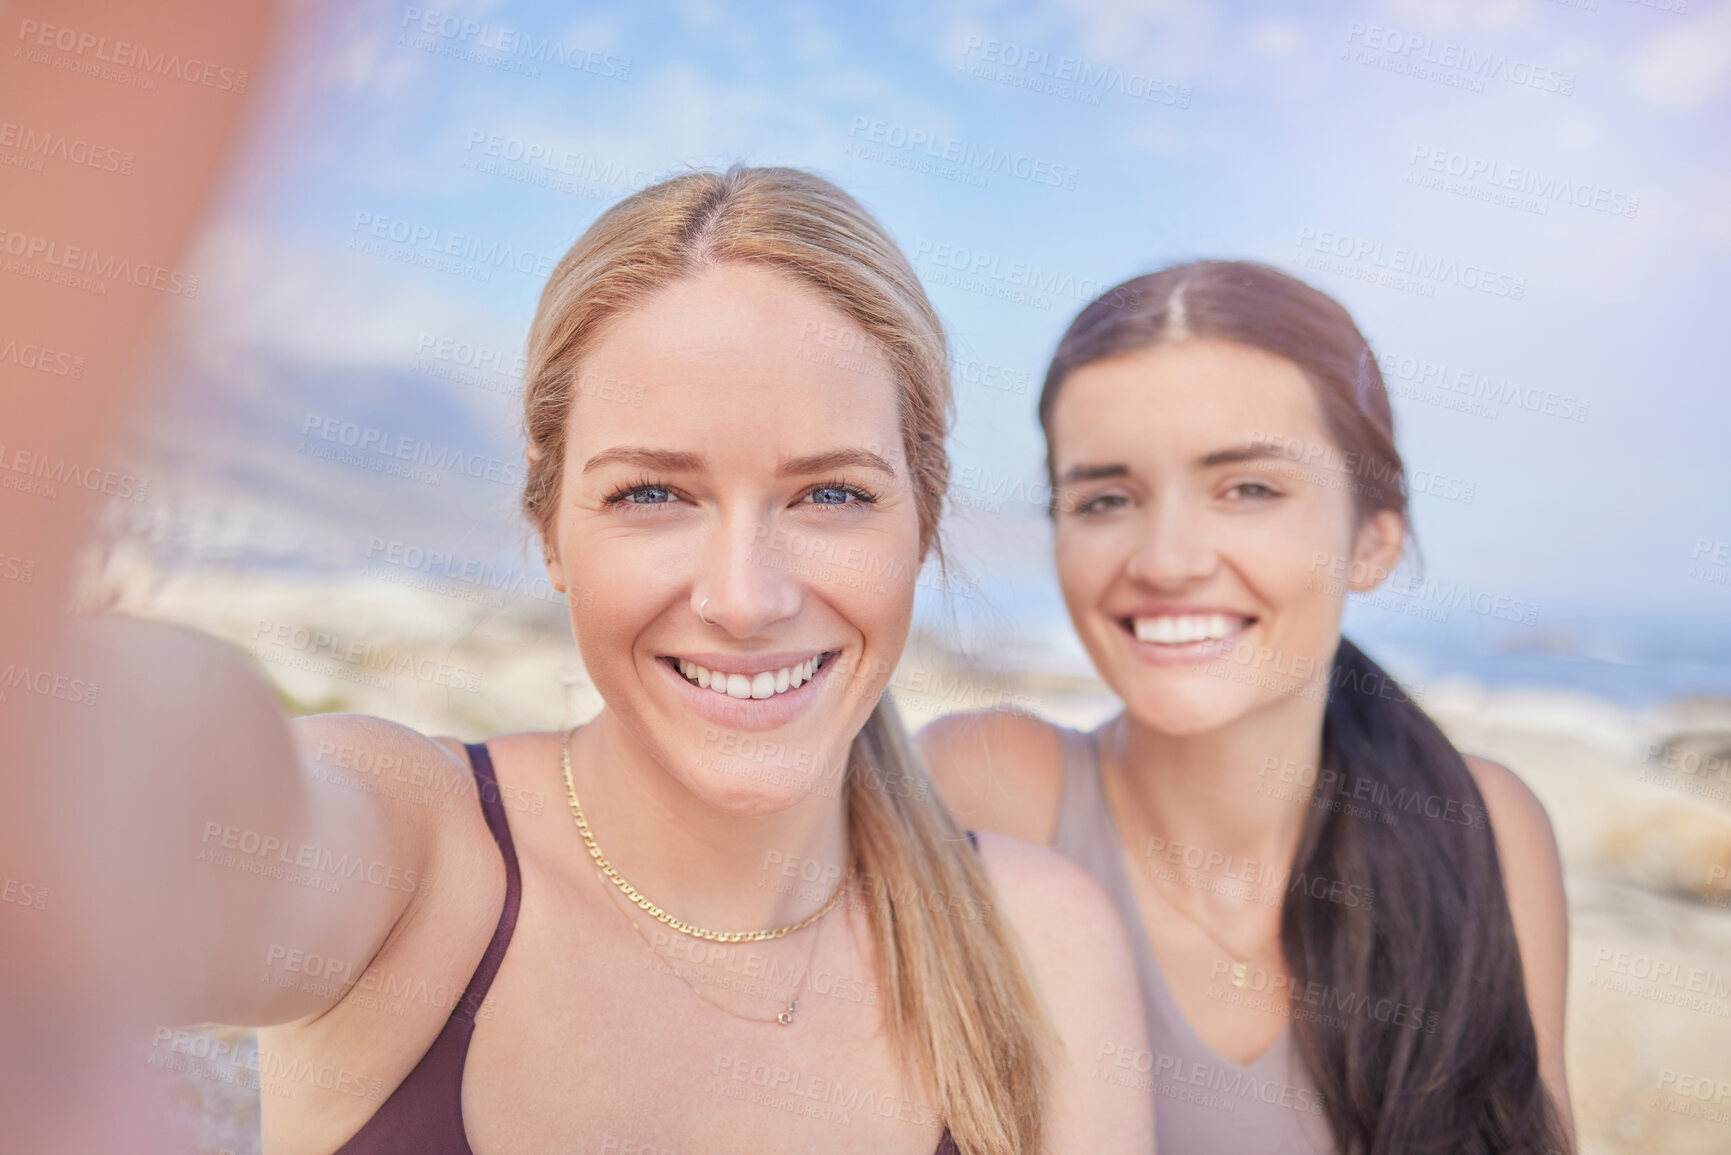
top-left (580, 446), bottom-right (897, 477)
top-left (1056, 462), bottom-right (1130, 485)
top-left (1196, 443), bottom-right (1286, 469)
top-left (581, 447), bottom-right (704, 474)
top-left (779, 448), bottom-right (897, 478)
top-left (1056, 444), bottom-right (1287, 485)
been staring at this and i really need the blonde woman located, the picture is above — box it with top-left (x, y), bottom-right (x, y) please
top-left (23, 168), bottom-right (1153, 1154)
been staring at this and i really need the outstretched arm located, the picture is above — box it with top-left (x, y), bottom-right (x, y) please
top-left (0, 4), bottom-right (442, 1150)
top-left (38, 623), bottom-right (462, 1029)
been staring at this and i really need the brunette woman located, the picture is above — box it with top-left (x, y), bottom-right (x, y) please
top-left (921, 261), bottom-right (1572, 1154)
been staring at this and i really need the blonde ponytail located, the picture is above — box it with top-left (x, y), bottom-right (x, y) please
top-left (848, 698), bottom-right (1050, 1155)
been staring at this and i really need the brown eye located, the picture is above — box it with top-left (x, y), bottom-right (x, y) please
top-left (1074, 492), bottom-right (1129, 515)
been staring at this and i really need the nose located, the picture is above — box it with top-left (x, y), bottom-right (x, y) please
top-left (691, 513), bottom-right (802, 637)
top-left (1125, 493), bottom-right (1219, 591)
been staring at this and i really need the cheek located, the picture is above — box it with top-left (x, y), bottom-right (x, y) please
top-left (560, 492), bottom-right (701, 578)
top-left (1054, 521), bottom-right (1126, 596)
top-left (556, 522), bottom-right (685, 661)
top-left (566, 593), bottom-right (640, 699)
top-left (1244, 489), bottom-right (1354, 578)
top-left (1251, 521), bottom-right (1333, 601)
top-left (856, 525), bottom-right (922, 639)
top-left (1230, 507), bottom-right (1356, 644)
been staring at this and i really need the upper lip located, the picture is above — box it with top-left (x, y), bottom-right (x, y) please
top-left (663, 650), bottom-right (838, 676)
top-left (1115, 604), bottom-right (1256, 621)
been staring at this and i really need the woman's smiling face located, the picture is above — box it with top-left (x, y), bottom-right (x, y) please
top-left (543, 262), bottom-right (922, 813)
top-left (1048, 336), bottom-right (1403, 738)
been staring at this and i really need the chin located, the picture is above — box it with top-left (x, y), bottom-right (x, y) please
top-left (670, 744), bottom-right (851, 815)
top-left (1118, 674), bottom-right (1263, 738)
top-left (647, 702), bottom-right (857, 816)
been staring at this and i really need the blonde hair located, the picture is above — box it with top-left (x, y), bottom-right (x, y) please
top-left (522, 166), bottom-right (1049, 1154)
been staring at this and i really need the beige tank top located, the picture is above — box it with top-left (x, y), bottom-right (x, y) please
top-left (1050, 723), bottom-right (1340, 1154)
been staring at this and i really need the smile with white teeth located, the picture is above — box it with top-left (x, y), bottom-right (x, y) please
top-left (1131, 614), bottom-right (1249, 645)
top-left (672, 654), bottom-right (829, 699)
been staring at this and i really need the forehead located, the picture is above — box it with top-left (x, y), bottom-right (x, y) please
top-left (1050, 338), bottom-right (1331, 465)
top-left (569, 263), bottom-right (906, 467)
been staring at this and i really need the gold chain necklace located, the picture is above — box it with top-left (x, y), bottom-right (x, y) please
top-left (603, 874), bottom-right (825, 1026)
top-left (560, 727), bottom-right (855, 943)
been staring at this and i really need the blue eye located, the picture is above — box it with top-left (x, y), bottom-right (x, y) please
top-left (603, 482), bottom-right (678, 507)
top-left (1227, 482), bottom-right (1279, 500)
top-left (804, 481), bottom-right (877, 507)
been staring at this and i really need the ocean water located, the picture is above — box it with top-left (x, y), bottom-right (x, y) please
top-left (1357, 617), bottom-right (1731, 708)
top-left (913, 574), bottom-right (1731, 709)
top-left (131, 525), bottom-right (1730, 713)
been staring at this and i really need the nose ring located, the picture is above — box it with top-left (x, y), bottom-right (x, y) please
top-left (698, 598), bottom-right (714, 626)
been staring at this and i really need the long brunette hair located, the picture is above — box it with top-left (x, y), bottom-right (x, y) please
top-left (1039, 261), bottom-right (1567, 1154)
top-left (522, 166), bottom-right (1048, 1155)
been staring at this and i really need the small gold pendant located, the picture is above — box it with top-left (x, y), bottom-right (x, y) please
top-left (778, 998), bottom-right (798, 1026)
top-left (1231, 962), bottom-right (1250, 988)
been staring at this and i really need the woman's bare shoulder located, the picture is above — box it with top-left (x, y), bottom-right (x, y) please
top-left (971, 829), bottom-right (1119, 942)
top-left (914, 710), bottom-right (1069, 844)
top-left (1463, 754), bottom-right (1573, 1132)
top-left (972, 830), bottom-right (1155, 1151)
top-left (1462, 755), bottom-right (1566, 921)
top-left (281, 713), bottom-right (511, 1008)
top-left (972, 830), bottom-right (1143, 1038)
top-left (1459, 754), bottom-right (1568, 944)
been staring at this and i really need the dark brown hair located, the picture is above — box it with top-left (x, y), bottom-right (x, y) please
top-left (1039, 261), bottom-right (1569, 1154)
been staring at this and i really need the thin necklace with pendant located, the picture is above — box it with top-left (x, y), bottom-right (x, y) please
top-left (1105, 720), bottom-right (1283, 989)
top-left (602, 870), bottom-right (827, 1025)
top-left (1144, 879), bottom-right (1283, 989)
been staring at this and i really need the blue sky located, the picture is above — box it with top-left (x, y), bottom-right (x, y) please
top-left (148, 0), bottom-right (1731, 697)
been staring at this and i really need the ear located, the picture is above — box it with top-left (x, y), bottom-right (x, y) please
top-left (543, 542), bottom-right (567, 594)
top-left (526, 442), bottom-right (567, 593)
top-left (1348, 510), bottom-right (1405, 593)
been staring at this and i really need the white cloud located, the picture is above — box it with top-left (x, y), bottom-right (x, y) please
top-left (1046, 0), bottom-right (1218, 78)
top-left (1630, 3), bottom-right (1731, 111)
top-left (183, 216), bottom-right (525, 373)
top-left (297, 0), bottom-right (425, 99)
top-left (936, 0), bottom-right (1217, 79)
top-left (1247, 18), bottom-right (1303, 59)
